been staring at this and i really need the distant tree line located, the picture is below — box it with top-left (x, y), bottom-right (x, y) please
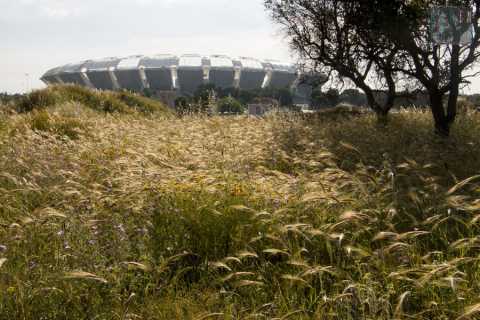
top-left (312, 87), bottom-right (480, 110)
top-left (174, 84), bottom-right (296, 115)
top-left (311, 88), bottom-right (426, 109)
top-left (0, 93), bottom-right (23, 105)
top-left (311, 88), bottom-right (367, 108)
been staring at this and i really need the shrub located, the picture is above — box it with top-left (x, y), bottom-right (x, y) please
top-left (114, 91), bottom-right (170, 115)
top-left (216, 96), bottom-right (244, 114)
top-left (17, 89), bottom-right (58, 112)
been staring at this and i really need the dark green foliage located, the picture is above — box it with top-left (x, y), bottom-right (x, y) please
top-left (0, 93), bottom-right (23, 105)
top-left (174, 96), bottom-right (190, 115)
top-left (312, 88), bottom-right (341, 108)
top-left (142, 88), bottom-right (153, 98)
top-left (276, 88), bottom-right (294, 106)
top-left (216, 97), bottom-right (244, 114)
top-left (193, 83), bottom-right (217, 102)
top-left (17, 89), bottom-right (58, 112)
top-left (115, 91), bottom-right (171, 115)
top-left (236, 89), bottom-right (257, 105)
top-left (58, 85), bottom-right (129, 113)
top-left (177, 84), bottom-right (295, 115)
top-left (186, 83), bottom-right (216, 113)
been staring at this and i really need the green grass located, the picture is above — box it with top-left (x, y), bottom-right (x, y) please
top-left (0, 104), bottom-right (480, 319)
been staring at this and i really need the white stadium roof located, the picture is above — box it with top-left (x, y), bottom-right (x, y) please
top-left (41, 53), bottom-right (304, 94)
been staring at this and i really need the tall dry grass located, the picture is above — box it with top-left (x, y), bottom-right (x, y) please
top-left (0, 101), bottom-right (480, 319)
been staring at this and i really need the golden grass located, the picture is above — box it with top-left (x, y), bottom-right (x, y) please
top-left (0, 103), bottom-right (480, 319)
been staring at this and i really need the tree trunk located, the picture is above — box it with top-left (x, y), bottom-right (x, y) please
top-left (375, 108), bottom-right (389, 126)
top-left (362, 86), bottom-right (390, 126)
top-left (429, 90), bottom-right (450, 137)
top-left (446, 44), bottom-right (461, 126)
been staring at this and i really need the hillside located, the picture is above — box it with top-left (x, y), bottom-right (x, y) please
top-left (8, 85), bottom-right (173, 116)
top-left (0, 96), bottom-right (480, 319)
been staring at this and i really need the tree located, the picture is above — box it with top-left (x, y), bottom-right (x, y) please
top-left (235, 89), bottom-right (256, 105)
top-left (265, 0), bottom-right (402, 123)
top-left (276, 88), bottom-right (294, 106)
top-left (216, 97), bottom-right (245, 114)
top-left (311, 88), bottom-right (341, 108)
top-left (142, 88), bottom-right (153, 98)
top-left (216, 87), bottom-right (240, 99)
top-left (310, 87), bottom-right (325, 108)
top-left (326, 88), bottom-right (340, 107)
top-left (353, 0), bottom-right (480, 136)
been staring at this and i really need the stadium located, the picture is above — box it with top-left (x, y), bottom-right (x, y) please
top-left (40, 54), bottom-right (317, 105)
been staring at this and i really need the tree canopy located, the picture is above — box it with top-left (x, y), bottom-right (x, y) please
top-left (265, 0), bottom-right (480, 135)
top-left (265, 0), bottom-right (402, 123)
top-left (355, 0), bottom-right (480, 135)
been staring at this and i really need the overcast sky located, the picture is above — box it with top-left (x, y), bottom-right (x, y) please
top-left (2, 0), bottom-right (480, 94)
top-left (0, 0), bottom-right (293, 93)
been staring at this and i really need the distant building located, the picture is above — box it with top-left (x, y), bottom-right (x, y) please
top-left (41, 54), bottom-right (325, 106)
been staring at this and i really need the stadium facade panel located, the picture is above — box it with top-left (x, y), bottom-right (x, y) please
top-left (141, 55), bottom-right (178, 91)
top-left (55, 61), bottom-right (89, 86)
top-left (83, 58), bottom-right (121, 90)
top-left (114, 56), bottom-right (145, 91)
top-left (176, 54), bottom-right (205, 95)
top-left (41, 54), bottom-right (314, 98)
top-left (207, 55), bottom-right (235, 89)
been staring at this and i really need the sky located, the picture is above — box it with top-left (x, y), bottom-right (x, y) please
top-left (0, 0), bottom-right (292, 93)
top-left (1, 0), bottom-right (480, 94)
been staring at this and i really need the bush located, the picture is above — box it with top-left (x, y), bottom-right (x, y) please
top-left (17, 89), bottom-right (58, 112)
top-left (216, 97), bottom-right (244, 114)
top-left (114, 91), bottom-right (170, 115)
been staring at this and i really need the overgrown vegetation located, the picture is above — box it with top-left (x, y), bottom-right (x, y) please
top-left (174, 84), bottom-right (296, 115)
top-left (0, 101), bottom-right (480, 319)
top-left (215, 96), bottom-right (245, 114)
top-left (14, 85), bottom-right (172, 116)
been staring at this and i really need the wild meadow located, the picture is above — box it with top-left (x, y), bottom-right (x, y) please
top-left (1, 86), bottom-right (480, 319)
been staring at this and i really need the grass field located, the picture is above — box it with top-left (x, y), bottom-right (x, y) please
top-left (1, 87), bottom-right (480, 319)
